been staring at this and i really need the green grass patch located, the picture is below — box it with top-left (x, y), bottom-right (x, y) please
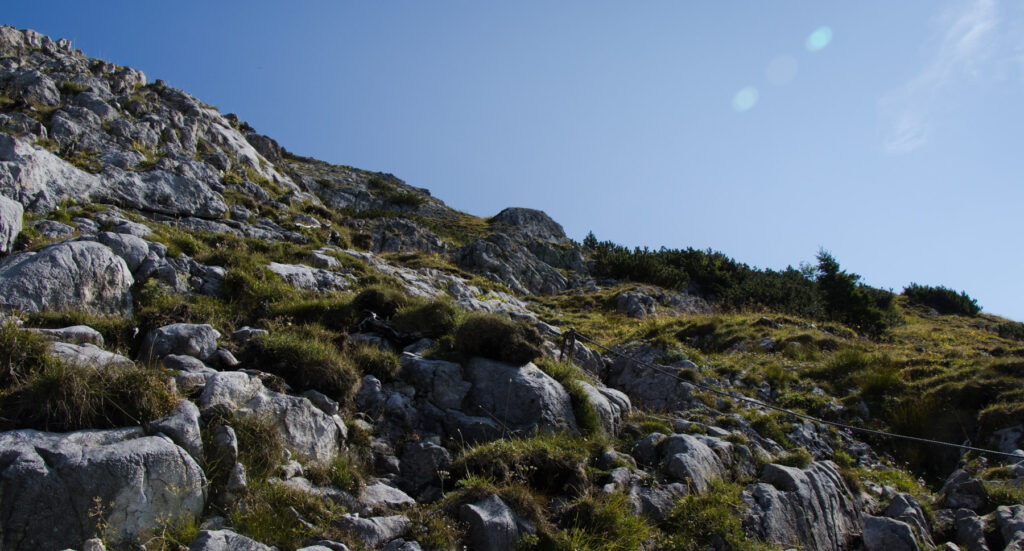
top-left (453, 432), bottom-right (598, 497)
top-left (455, 313), bottom-right (545, 365)
top-left (244, 325), bottom-right (359, 407)
top-left (660, 480), bottom-right (773, 551)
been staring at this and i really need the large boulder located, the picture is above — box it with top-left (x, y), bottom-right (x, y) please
top-left (0, 133), bottom-right (103, 213)
top-left (0, 240), bottom-right (134, 315)
top-left (335, 515), bottom-right (410, 549)
top-left (0, 193), bottom-right (23, 254)
top-left (98, 167), bottom-right (228, 219)
top-left (742, 461), bottom-right (862, 551)
top-left (198, 371), bottom-right (345, 465)
top-left (0, 429), bottom-right (206, 551)
top-left (48, 341), bottom-right (134, 369)
top-left (462, 357), bottom-right (577, 436)
top-left (459, 494), bottom-right (536, 551)
top-left (660, 434), bottom-right (729, 493)
top-left (140, 323), bottom-right (221, 362)
top-left (268, 262), bottom-right (354, 293)
top-left (862, 514), bottom-right (920, 551)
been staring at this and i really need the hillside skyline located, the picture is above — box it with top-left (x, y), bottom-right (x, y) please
top-left (5, 1), bottom-right (1024, 319)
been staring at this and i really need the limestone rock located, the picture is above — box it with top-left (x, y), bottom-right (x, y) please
top-left (0, 192), bottom-right (22, 253)
top-left (742, 461), bottom-right (862, 551)
top-left (335, 515), bottom-right (410, 549)
top-left (0, 429), bottom-right (206, 550)
top-left (198, 371), bottom-right (344, 465)
top-left (48, 341), bottom-right (134, 369)
top-left (141, 323), bottom-right (221, 362)
top-left (862, 514), bottom-right (920, 551)
top-left (459, 494), bottom-right (536, 551)
top-left (268, 262), bottom-right (353, 293)
top-left (0, 240), bottom-right (133, 315)
top-left (660, 433), bottom-right (728, 493)
top-left (0, 133), bottom-right (103, 213)
top-left (145, 399), bottom-right (204, 462)
top-left (462, 357), bottom-right (577, 435)
top-left (189, 530), bottom-right (274, 551)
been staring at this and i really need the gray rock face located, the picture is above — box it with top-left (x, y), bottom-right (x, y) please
top-left (48, 341), bottom-right (134, 369)
top-left (996, 505), bottom-right (1024, 551)
top-left (360, 482), bottom-right (416, 513)
top-left (0, 192), bottom-right (22, 253)
top-left (400, 354), bottom-right (471, 411)
top-left (28, 324), bottom-right (104, 346)
top-left (660, 434), bottom-right (728, 493)
top-left (576, 380), bottom-right (631, 434)
top-left (459, 494), bottom-right (535, 551)
top-left (862, 514), bottom-right (920, 551)
top-left (145, 399), bottom-right (204, 462)
top-left (942, 470), bottom-right (989, 511)
top-left (97, 231), bottom-right (150, 273)
top-left (462, 357), bottom-right (577, 435)
top-left (0, 133), bottom-right (103, 213)
top-left (955, 509), bottom-right (988, 551)
top-left (141, 323), bottom-right (221, 362)
top-left (454, 233), bottom-right (569, 295)
top-left (0, 429), bottom-right (206, 551)
top-left (198, 371), bottom-right (345, 465)
top-left (0, 240), bottom-right (133, 315)
top-left (489, 207), bottom-right (566, 242)
top-left (400, 441), bottom-right (451, 495)
top-left (335, 515), bottom-right (410, 549)
top-left (606, 345), bottom-right (699, 412)
top-left (268, 262), bottom-right (353, 292)
top-left (617, 291), bottom-right (657, 319)
top-left (348, 217), bottom-right (447, 255)
top-left (742, 461), bottom-right (862, 551)
top-left (885, 493), bottom-right (934, 548)
top-left (189, 529), bottom-right (274, 551)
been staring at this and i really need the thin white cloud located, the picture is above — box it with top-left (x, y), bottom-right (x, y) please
top-left (881, 0), bottom-right (999, 154)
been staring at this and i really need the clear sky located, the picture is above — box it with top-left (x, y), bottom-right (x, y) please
top-left (6, 1), bottom-right (1024, 319)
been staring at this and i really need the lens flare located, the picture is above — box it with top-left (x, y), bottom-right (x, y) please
top-left (806, 26), bottom-right (833, 52)
top-left (732, 87), bottom-right (759, 112)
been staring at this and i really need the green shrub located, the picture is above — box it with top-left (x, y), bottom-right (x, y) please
top-left (349, 342), bottom-right (400, 381)
top-left (903, 283), bottom-right (981, 316)
top-left (998, 321), bottom-right (1024, 341)
top-left (352, 285), bottom-right (411, 319)
top-left (245, 326), bottom-right (358, 406)
top-left (815, 250), bottom-right (897, 335)
top-left (391, 298), bottom-right (462, 336)
top-left (660, 480), bottom-right (772, 551)
top-left (455, 313), bottom-right (545, 365)
top-left (269, 294), bottom-right (358, 332)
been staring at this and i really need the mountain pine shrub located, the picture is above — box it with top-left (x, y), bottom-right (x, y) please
top-left (903, 283), bottom-right (981, 316)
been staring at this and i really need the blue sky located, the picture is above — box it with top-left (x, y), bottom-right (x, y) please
top-left (7, 1), bottom-right (1024, 319)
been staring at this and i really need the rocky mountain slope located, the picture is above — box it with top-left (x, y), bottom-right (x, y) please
top-left (1, 25), bottom-right (1023, 551)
